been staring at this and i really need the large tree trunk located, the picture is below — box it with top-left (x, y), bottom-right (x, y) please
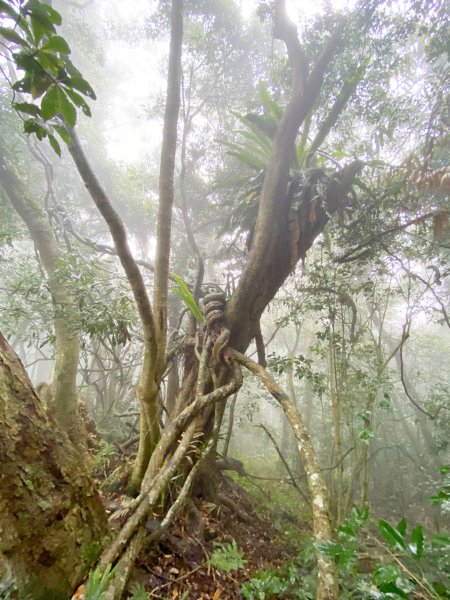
top-left (0, 332), bottom-right (107, 599)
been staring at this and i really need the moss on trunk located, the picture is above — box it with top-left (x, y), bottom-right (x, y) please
top-left (0, 333), bottom-right (107, 599)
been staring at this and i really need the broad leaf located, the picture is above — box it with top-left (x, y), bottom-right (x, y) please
top-left (409, 524), bottom-right (424, 559)
top-left (67, 75), bottom-right (96, 99)
top-left (41, 84), bottom-right (59, 120)
top-left (12, 101), bottom-right (41, 116)
top-left (30, 15), bottom-right (48, 43)
top-left (14, 50), bottom-right (38, 71)
top-left (41, 3), bottom-right (62, 26)
top-left (171, 274), bottom-right (204, 324)
top-left (52, 123), bottom-right (71, 144)
top-left (24, 0), bottom-right (57, 32)
top-left (378, 582), bottom-right (409, 599)
top-left (57, 87), bottom-right (76, 127)
top-left (30, 71), bottom-right (51, 98)
top-left (37, 49), bottom-right (63, 73)
top-left (41, 35), bottom-right (70, 55)
top-left (64, 87), bottom-right (92, 116)
top-left (378, 519), bottom-right (407, 550)
top-left (396, 517), bottom-right (407, 536)
top-left (48, 133), bottom-right (61, 157)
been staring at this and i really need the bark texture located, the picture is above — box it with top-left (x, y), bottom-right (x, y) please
top-left (0, 333), bottom-right (107, 599)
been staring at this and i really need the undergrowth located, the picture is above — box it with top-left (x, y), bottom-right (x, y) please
top-left (233, 463), bottom-right (450, 600)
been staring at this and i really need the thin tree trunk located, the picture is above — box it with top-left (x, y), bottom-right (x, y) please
top-left (67, 130), bottom-right (161, 494)
top-left (153, 0), bottom-right (184, 374)
top-left (0, 144), bottom-right (86, 448)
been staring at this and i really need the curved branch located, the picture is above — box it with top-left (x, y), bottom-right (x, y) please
top-left (67, 130), bottom-right (157, 358)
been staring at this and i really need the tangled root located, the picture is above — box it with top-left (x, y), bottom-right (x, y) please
top-left (201, 291), bottom-right (231, 364)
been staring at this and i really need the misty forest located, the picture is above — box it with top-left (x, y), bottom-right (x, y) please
top-left (0, 0), bottom-right (449, 598)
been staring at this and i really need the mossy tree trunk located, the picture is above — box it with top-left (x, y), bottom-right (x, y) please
top-left (0, 332), bottom-right (107, 600)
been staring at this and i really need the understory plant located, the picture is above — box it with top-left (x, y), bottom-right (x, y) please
top-left (207, 539), bottom-right (247, 573)
top-left (242, 502), bottom-right (450, 599)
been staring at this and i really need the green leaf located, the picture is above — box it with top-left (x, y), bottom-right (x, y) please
top-left (377, 581), bottom-right (409, 599)
top-left (52, 123), bottom-right (71, 144)
top-left (350, 503), bottom-right (370, 527)
top-left (66, 75), bottom-right (96, 99)
top-left (378, 519), bottom-right (407, 551)
top-left (430, 534), bottom-right (450, 548)
top-left (13, 74), bottom-right (32, 94)
top-left (41, 2), bottom-right (62, 25)
top-left (258, 80), bottom-right (283, 120)
top-left (85, 564), bottom-right (115, 599)
top-left (30, 71), bottom-right (51, 98)
top-left (171, 274), bottom-right (204, 324)
top-left (57, 87), bottom-right (76, 128)
top-left (30, 15), bottom-right (48, 43)
top-left (64, 87), bottom-right (92, 117)
top-left (41, 85), bottom-right (60, 120)
top-left (409, 524), bottom-right (424, 559)
top-left (372, 563), bottom-right (402, 586)
top-left (396, 517), bottom-right (407, 536)
top-left (14, 50), bottom-right (38, 71)
top-left (48, 133), bottom-right (61, 157)
top-left (358, 428), bottom-right (374, 444)
top-left (430, 489), bottom-right (450, 504)
top-left (226, 148), bottom-right (266, 170)
top-left (24, 0), bottom-right (57, 32)
top-left (22, 117), bottom-right (37, 131)
top-left (433, 581), bottom-right (449, 596)
top-left (12, 102), bottom-right (41, 117)
top-left (41, 35), bottom-right (70, 55)
top-left (37, 49), bottom-right (63, 73)
top-left (0, 26), bottom-right (26, 46)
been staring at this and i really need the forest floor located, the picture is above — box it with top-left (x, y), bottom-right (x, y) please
top-left (101, 465), bottom-right (302, 600)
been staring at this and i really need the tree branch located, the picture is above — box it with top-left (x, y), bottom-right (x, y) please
top-left (67, 130), bottom-right (157, 359)
top-left (335, 210), bottom-right (449, 264)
